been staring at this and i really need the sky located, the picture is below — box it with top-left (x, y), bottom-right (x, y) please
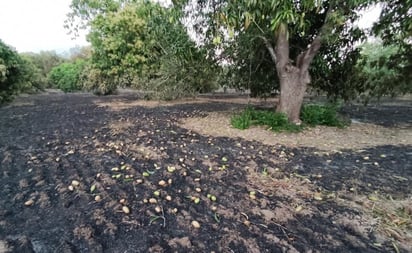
top-left (357, 4), bottom-right (382, 29)
top-left (0, 0), bottom-right (381, 54)
top-left (0, 0), bottom-right (88, 53)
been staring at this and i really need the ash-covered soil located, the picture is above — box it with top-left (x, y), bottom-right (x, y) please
top-left (0, 92), bottom-right (411, 253)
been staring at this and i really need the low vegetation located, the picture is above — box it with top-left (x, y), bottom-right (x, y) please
top-left (48, 60), bottom-right (87, 92)
top-left (300, 104), bottom-right (348, 127)
top-left (1, 42), bottom-right (43, 103)
top-left (231, 104), bottom-right (347, 132)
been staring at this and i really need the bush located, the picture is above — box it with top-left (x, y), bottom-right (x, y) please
top-left (85, 2), bottom-right (218, 98)
top-left (48, 60), bottom-right (87, 92)
top-left (1, 39), bottom-right (44, 104)
top-left (231, 106), bottom-right (302, 132)
top-left (231, 107), bottom-right (253, 129)
top-left (231, 104), bottom-right (348, 132)
top-left (81, 66), bottom-right (118, 95)
top-left (19, 55), bottom-right (47, 92)
top-left (300, 104), bottom-right (346, 127)
top-left (20, 51), bottom-right (64, 88)
top-left (141, 54), bottom-right (218, 100)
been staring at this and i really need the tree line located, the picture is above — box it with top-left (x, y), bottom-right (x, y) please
top-left (1, 0), bottom-right (411, 123)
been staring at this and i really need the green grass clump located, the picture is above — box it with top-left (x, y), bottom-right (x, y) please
top-left (300, 104), bottom-right (347, 127)
top-left (230, 107), bottom-right (253, 130)
top-left (231, 106), bottom-right (302, 132)
top-left (231, 103), bottom-right (348, 132)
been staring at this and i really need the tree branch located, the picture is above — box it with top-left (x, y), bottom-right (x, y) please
top-left (259, 36), bottom-right (277, 63)
top-left (297, 9), bottom-right (333, 74)
top-left (296, 35), bottom-right (321, 72)
top-left (275, 23), bottom-right (290, 72)
top-left (253, 18), bottom-right (278, 64)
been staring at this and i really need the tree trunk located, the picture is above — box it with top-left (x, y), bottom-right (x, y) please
top-left (277, 66), bottom-right (308, 123)
top-left (261, 23), bottom-right (322, 124)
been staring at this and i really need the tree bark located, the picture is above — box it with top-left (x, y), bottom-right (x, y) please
top-left (277, 66), bottom-right (308, 123)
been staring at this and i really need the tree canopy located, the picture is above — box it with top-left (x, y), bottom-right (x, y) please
top-left (179, 0), bottom-right (374, 121)
top-left (48, 59), bottom-right (87, 92)
top-left (66, 0), bottom-right (217, 97)
top-left (54, 0), bottom-right (412, 121)
top-left (0, 40), bottom-right (46, 103)
top-left (373, 0), bottom-right (412, 89)
top-left (4, 0), bottom-right (410, 115)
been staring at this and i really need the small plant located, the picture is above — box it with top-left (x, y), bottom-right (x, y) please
top-left (231, 107), bottom-right (253, 130)
top-left (48, 60), bottom-right (87, 92)
top-left (301, 104), bottom-right (347, 127)
top-left (231, 103), bottom-right (348, 131)
top-left (231, 106), bottom-right (302, 132)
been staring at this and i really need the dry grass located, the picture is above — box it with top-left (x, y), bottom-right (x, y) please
top-left (337, 193), bottom-right (412, 251)
top-left (181, 112), bottom-right (412, 151)
top-left (108, 120), bottom-right (134, 135)
top-left (94, 95), bottom-right (277, 111)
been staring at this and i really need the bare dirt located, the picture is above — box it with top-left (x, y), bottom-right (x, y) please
top-left (0, 92), bottom-right (411, 253)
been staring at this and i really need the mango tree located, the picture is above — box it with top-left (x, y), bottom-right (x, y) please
top-left (0, 40), bottom-right (45, 103)
top-left (373, 0), bottom-right (412, 90)
top-left (182, 0), bottom-right (373, 123)
top-left (67, 0), bottom-right (217, 97)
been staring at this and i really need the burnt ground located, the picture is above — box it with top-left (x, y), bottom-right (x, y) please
top-left (0, 92), bottom-right (411, 253)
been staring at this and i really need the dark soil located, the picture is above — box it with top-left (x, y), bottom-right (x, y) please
top-left (0, 92), bottom-right (411, 253)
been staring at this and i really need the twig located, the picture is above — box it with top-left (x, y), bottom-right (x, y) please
top-left (257, 223), bottom-right (268, 229)
top-left (254, 220), bottom-right (304, 242)
top-left (213, 212), bottom-right (221, 223)
top-left (240, 212), bottom-right (249, 220)
top-left (392, 241), bottom-right (400, 253)
top-left (252, 19), bottom-right (265, 35)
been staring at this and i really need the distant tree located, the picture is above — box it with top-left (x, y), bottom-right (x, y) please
top-left (48, 60), bottom-right (87, 92)
top-left (21, 51), bottom-right (65, 87)
top-left (1, 40), bottom-right (21, 103)
top-left (67, 0), bottom-right (217, 98)
top-left (0, 39), bottom-right (43, 103)
top-left (68, 46), bottom-right (92, 61)
top-left (373, 0), bottom-right (412, 92)
top-left (86, 3), bottom-right (149, 89)
top-left (179, 0), bottom-right (376, 123)
top-left (354, 42), bottom-right (409, 103)
top-left (18, 54), bottom-right (47, 92)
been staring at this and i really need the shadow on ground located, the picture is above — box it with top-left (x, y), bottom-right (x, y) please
top-left (342, 103), bottom-right (412, 128)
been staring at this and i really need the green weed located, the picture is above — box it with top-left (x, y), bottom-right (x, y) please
top-left (231, 106), bottom-right (302, 132)
top-left (301, 104), bottom-right (348, 127)
top-left (231, 103), bottom-right (348, 132)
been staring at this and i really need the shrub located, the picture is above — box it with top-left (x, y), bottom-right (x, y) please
top-left (1, 42), bottom-right (19, 103)
top-left (300, 104), bottom-right (346, 127)
top-left (0, 39), bottom-right (44, 104)
top-left (252, 109), bottom-right (289, 130)
top-left (48, 60), bottom-right (87, 92)
top-left (141, 56), bottom-right (218, 101)
top-left (231, 103), bottom-right (348, 132)
top-left (231, 107), bottom-right (253, 129)
top-left (85, 1), bottom-right (218, 98)
top-left (81, 66), bottom-right (118, 95)
top-left (19, 55), bottom-right (47, 92)
top-left (20, 51), bottom-right (64, 88)
top-left (231, 106), bottom-right (302, 132)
